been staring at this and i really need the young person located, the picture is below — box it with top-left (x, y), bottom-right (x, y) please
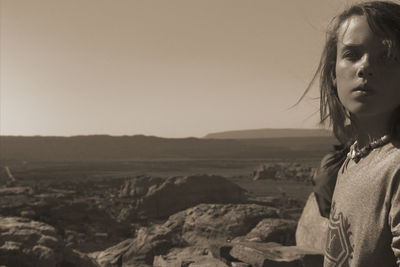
top-left (307, 1), bottom-right (400, 266)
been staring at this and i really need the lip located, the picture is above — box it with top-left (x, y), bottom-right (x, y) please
top-left (351, 85), bottom-right (375, 97)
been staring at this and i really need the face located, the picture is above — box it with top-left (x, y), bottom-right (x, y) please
top-left (335, 15), bottom-right (400, 122)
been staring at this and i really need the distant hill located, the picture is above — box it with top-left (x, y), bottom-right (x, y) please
top-left (204, 128), bottom-right (332, 139)
top-left (0, 135), bottom-right (338, 163)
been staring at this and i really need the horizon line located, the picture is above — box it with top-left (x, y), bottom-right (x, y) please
top-left (0, 127), bottom-right (333, 139)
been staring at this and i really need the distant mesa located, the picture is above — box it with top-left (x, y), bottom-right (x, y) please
top-left (0, 132), bottom-right (337, 162)
top-left (204, 128), bottom-right (332, 139)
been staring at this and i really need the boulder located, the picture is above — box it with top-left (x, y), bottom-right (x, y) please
top-left (295, 192), bottom-right (328, 252)
top-left (122, 223), bottom-right (185, 266)
top-left (177, 203), bottom-right (279, 245)
top-left (244, 218), bottom-right (297, 245)
top-left (118, 175), bottom-right (247, 221)
top-left (91, 222), bottom-right (185, 267)
top-left (153, 246), bottom-right (229, 267)
top-left (89, 238), bottom-right (134, 267)
top-left (31, 198), bottom-right (127, 252)
top-left (252, 163), bottom-right (313, 183)
top-left (0, 216), bottom-right (64, 267)
top-left (230, 242), bottom-right (323, 267)
top-left (248, 195), bottom-right (282, 207)
top-left (119, 176), bottom-right (164, 198)
top-left (0, 216), bottom-right (98, 267)
top-left (93, 203), bottom-right (279, 266)
top-left (252, 164), bottom-right (278, 180)
top-left (64, 248), bottom-right (100, 267)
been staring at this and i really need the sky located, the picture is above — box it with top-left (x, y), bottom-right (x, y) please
top-left (0, 0), bottom-right (373, 138)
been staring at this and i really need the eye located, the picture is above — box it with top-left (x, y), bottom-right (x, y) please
top-left (342, 50), bottom-right (359, 61)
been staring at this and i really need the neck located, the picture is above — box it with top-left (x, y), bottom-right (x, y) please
top-left (351, 114), bottom-right (391, 147)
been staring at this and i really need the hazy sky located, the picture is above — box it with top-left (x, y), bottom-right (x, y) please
top-left (0, 0), bottom-right (370, 138)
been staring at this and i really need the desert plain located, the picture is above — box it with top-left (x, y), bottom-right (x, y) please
top-left (0, 133), bottom-right (335, 266)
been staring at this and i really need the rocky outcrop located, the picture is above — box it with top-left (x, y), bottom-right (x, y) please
top-left (252, 164), bottom-right (278, 180)
top-left (0, 216), bottom-right (98, 267)
top-left (243, 218), bottom-right (297, 245)
top-left (230, 241), bottom-right (323, 267)
top-left (119, 176), bottom-right (163, 198)
top-left (0, 188), bottom-right (324, 267)
top-left (153, 246), bottom-right (230, 267)
top-left (89, 238), bottom-right (134, 267)
top-left (118, 175), bottom-right (248, 221)
top-left (296, 192), bottom-right (328, 252)
top-left (177, 203), bottom-right (279, 245)
top-left (253, 163), bottom-right (313, 183)
top-left (91, 214), bottom-right (187, 267)
top-left (0, 166), bottom-right (326, 267)
top-left (91, 192), bottom-right (327, 267)
top-left (92, 203), bottom-right (279, 266)
top-left (0, 186), bottom-right (131, 253)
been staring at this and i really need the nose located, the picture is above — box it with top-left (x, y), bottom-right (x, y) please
top-left (357, 66), bottom-right (373, 78)
top-left (357, 55), bottom-right (373, 78)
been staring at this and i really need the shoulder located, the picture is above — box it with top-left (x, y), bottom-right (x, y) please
top-left (383, 141), bottom-right (400, 160)
top-left (376, 141), bottom-right (400, 172)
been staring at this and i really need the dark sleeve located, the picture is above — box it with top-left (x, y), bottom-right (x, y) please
top-left (312, 146), bottom-right (348, 218)
top-left (389, 171), bottom-right (400, 265)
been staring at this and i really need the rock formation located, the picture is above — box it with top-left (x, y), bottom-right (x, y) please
top-left (117, 175), bottom-right (248, 221)
top-left (91, 195), bottom-right (327, 267)
top-left (153, 246), bottom-right (230, 267)
top-left (230, 241), bottom-right (323, 267)
top-left (92, 203), bottom-right (279, 266)
top-left (243, 218), bottom-right (298, 245)
top-left (253, 163), bottom-right (314, 183)
top-left (0, 216), bottom-right (97, 267)
top-left (0, 163), bottom-right (327, 266)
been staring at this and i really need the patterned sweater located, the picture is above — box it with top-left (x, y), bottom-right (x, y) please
top-left (324, 141), bottom-right (400, 267)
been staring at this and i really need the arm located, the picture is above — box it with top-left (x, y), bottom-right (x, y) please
top-left (313, 146), bottom-right (348, 218)
top-left (389, 172), bottom-right (400, 265)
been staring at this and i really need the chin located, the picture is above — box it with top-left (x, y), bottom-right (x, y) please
top-left (347, 105), bottom-right (372, 117)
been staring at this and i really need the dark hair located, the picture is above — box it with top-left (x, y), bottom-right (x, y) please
top-left (304, 1), bottom-right (400, 144)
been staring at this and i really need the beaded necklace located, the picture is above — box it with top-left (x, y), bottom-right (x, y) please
top-left (347, 134), bottom-right (391, 163)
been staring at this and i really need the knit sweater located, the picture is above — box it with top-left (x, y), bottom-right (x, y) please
top-left (324, 142), bottom-right (400, 267)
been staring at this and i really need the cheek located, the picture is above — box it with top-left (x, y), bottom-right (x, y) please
top-left (335, 62), bottom-right (352, 104)
top-left (335, 60), bottom-right (353, 82)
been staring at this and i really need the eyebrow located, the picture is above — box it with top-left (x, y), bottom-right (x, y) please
top-left (339, 44), bottom-right (363, 50)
